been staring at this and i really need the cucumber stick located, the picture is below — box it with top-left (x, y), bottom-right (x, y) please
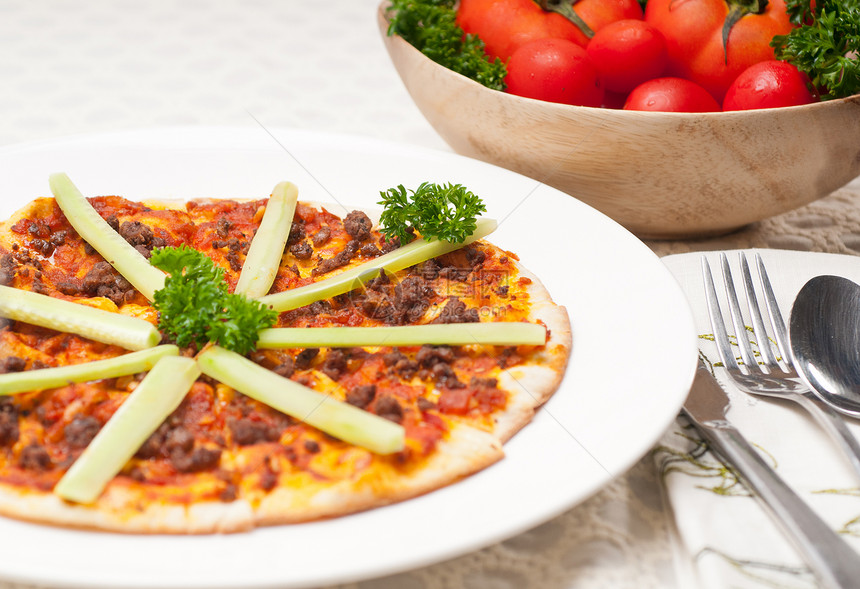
top-left (257, 217), bottom-right (498, 312)
top-left (54, 355), bottom-right (200, 504)
top-left (0, 345), bottom-right (179, 395)
top-left (234, 181), bottom-right (299, 298)
top-left (197, 346), bottom-right (404, 454)
top-left (49, 173), bottom-right (166, 301)
top-left (257, 322), bottom-right (546, 348)
top-left (0, 285), bottom-right (160, 350)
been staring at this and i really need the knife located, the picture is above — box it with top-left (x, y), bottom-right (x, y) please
top-left (683, 361), bottom-right (860, 589)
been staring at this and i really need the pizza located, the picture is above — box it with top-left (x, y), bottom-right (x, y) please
top-left (0, 181), bottom-right (571, 534)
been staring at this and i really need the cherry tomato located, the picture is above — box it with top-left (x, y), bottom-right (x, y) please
top-left (505, 38), bottom-right (604, 107)
top-left (624, 77), bottom-right (721, 112)
top-left (573, 0), bottom-right (644, 40)
top-left (723, 60), bottom-right (816, 111)
top-left (457, 0), bottom-right (643, 61)
top-left (645, 0), bottom-right (792, 102)
top-left (458, 0), bottom-right (584, 61)
top-left (586, 19), bottom-right (668, 94)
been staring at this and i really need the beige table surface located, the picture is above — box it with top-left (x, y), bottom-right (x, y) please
top-left (1, 1), bottom-right (859, 588)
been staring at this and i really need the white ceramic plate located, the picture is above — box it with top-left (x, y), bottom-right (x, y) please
top-left (0, 127), bottom-right (698, 589)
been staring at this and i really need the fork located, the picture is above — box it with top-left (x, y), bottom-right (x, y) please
top-left (702, 251), bottom-right (860, 480)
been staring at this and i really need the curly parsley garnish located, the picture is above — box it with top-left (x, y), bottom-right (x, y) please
top-left (150, 246), bottom-right (277, 354)
top-left (377, 182), bottom-right (487, 245)
top-left (772, 0), bottom-right (860, 100)
top-left (386, 0), bottom-right (507, 91)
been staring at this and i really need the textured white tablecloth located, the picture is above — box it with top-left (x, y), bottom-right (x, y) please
top-left (1, 1), bottom-right (859, 588)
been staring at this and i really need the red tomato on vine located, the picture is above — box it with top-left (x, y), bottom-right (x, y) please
top-left (571, 0), bottom-right (645, 39)
top-left (457, 0), bottom-right (581, 61)
top-left (457, 0), bottom-right (643, 62)
top-left (624, 77), bottom-right (722, 112)
top-left (505, 38), bottom-right (604, 107)
top-left (587, 19), bottom-right (668, 94)
top-left (644, 0), bottom-right (793, 102)
top-left (723, 60), bottom-right (816, 110)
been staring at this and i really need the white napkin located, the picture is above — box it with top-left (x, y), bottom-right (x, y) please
top-left (658, 249), bottom-right (860, 589)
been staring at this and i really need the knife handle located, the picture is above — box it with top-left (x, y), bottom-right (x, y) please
top-left (694, 419), bottom-right (860, 589)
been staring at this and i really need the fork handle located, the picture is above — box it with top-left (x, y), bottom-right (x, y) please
top-left (692, 417), bottom-right (860, 589)
top-left (796, 393), bottom-right (860, 480)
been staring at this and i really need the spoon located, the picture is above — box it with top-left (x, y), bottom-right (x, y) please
top-left (789, 275), bottom-right (860, 418)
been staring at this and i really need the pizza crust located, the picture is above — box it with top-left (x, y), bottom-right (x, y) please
top-left (254, 421), bottom-right (503, 527)
top-left (0, 422), bottom-right (503, 534)
top-left (0, 481), bottom-right (255, 534)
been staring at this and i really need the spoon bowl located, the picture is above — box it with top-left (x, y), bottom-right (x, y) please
top-left (789, 275), bottom-right (860, 418)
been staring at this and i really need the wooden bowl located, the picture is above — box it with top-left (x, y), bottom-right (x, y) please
top-left (378, 3), bottom-right (860, 239)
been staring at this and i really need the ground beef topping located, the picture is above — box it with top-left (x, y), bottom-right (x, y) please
top-left (272, 357), bottom-right (295, 378)
top-left (312, 240), bottom-right (358, 276)
top-left (171, 447), bottom-right (222, 474)
top-left (295, 348), bottom-right (320, 370)
top-left (379, 227), bottom-right (413, 254)
top-left (345, 384), bottom-right (376, 409)
top-left (82, 261), bottom-right (136, 305)
top-left (0, 254), bottom-right (16, 286)
top-left (312, 226), bottom-right (331, 247)
top-left (287, 221), bottom-right (305, 246)
top-left (64, 415), bottom-right (101, 449)
top-left (320, 349), bottom-right (347, 381)
top-left (432, 297), bottom-right (479, 324)
top-left (382, 350), bottom-right (419, 380)
top-left (428, 362), bottom-right (464, 388)
top-left (356, 273), bottom-right (435, 325)
top-left (360, 243), bottom-right (382, 258)
top-left (0, 400), bottom-right (19, 447)
top-left (343, 210), bottom-right (372, 242)
top-left (229, 418), bottom-right (280, 446)
top-left (19, 444), bottom-right (52, 471)
top-left (375, 396), bottom-right (404, 424)
top-left (135, 423), bottom-right (224, 474)
top-left (416, 345), bottom-right (454, 367)
top-left (216, 216), bottom-right (232, 238)
top-left (289, 240), bottom-right (313, 260)
top-left (118, 220), bottom-right (165, 258)
top-left (0, 357), bottom-right (26, 374)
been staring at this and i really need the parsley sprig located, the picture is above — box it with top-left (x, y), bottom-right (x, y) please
top-left (150, 246), bottom-right (277, 355)
top-left (386, 0), bottom-right (507, 91)
top-left (377, 182), bottom-right (487, 245)
top-left (772, 0), bottom-right (860, 100)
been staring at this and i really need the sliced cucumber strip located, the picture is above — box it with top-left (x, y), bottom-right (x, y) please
top-left (257, 322), bottom-right (546, 348)
top-left (0, 285), bottom-right (160, 350)
top-left (257, 217), bottom-right (497, 312)
top-left (197, 346), bottom-right (404, 454)
top-left (234, 181), bottom-right (299, 298)
top-left (54, 355), bottom-right (200, 504)
top-left (49, 173), bottom-right (166, 301)
top-left (0, 345), bottom-right (179, 395)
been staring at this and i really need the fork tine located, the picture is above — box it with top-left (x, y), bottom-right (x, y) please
top-left (702, 256), bottom-right (740, 371)
top-left (755, 252), bottom-right (792, 366)
top-left (719, 252), bottom-right (758, 372)
top-left (739, 253), bottom-right (779, 369)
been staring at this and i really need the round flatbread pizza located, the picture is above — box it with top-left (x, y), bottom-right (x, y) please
top-left (0, 183), bottom-right (571, 533)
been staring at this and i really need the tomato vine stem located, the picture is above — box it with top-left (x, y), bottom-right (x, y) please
top-left (536, 0), bottom-right (595, 39)
top-left (722, 0), bottom-right (770, 64)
